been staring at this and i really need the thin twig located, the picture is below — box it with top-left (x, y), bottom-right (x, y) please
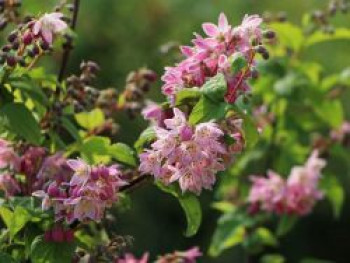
top-left (120, 174), bottom-right (151, 193)
top-left (58, 0), bottom-right (81, 82)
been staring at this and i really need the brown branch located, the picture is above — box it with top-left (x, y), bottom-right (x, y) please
top-left (120, 174), bottom-right (152, 193)
top-left (58, 0), bottom-right (81, 82)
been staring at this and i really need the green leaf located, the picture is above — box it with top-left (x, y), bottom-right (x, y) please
top-left (134, 127), bottom-right (156, 153)
top-left (30, 236), bottom-right (77, 263)
top-left (321, 176), bottom-right (344, 219)
top-left (175, 88), bottom-right (201, 106)
top-left (80, 136), bottom-right (111, 164)
top-left (61, 117), bottom-right (81, 142)
top-left (273, 73), bottom-right (308, 96)
top-left (209, 210), bottom-right (247, 257)
top-left (254, 227), bottom-right (278, 247)
top-left (109, 143), bottom-right (137, 167)
top-left (157, 183), bottom-right (202, 237)
top-left (305, 28), bottom-right (350, 48)
top-left (179, 194), bottom-right (202, 237)
top-left (231, 52), bottom-right (247, 74)
top-left (314, 100), bottom-right (344, 128)
top-left (260, 254), bottom-right (285, 263)
top-left (0, 252), bottom-right (17, 263)
top-left (0, 206), bottom-right (31, 238)
top-left (276, 215), bottom-right (298, 237)
top-left (10, 80), bottom-right (48, 106)
top-left (75, 108), bottom-right (105, 131)
top-left (0, 103), bottom-right (42, 144)
top-left (201, 73), bottom-right (227, 102)
top-left (269, 22), bottom-right (304, 51)
top-left (189, 96), bottom-right (227, 125)
top-left (241, 114), bottom-right (259, 149)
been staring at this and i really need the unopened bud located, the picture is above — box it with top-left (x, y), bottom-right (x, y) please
top-left (22, 31), bottom-right (33, 45)
top-left (263, 30), bottom-right (276, 39)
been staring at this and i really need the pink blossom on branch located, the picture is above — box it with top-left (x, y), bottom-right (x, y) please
top-left (161, 13), bottom-right (269, 104)
top-left (248, 150), bottom-right (326, 216)
top-left (33, 12), bottom-right (68, 44)
top-left (139, 108), bottom-right (227, 195)
top-left (33, 159), bottom-right (127, 223)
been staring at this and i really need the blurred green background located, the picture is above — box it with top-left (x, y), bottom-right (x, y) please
top-left (16, 0), bottom-right (350, 262)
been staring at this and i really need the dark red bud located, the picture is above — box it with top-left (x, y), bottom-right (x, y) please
top-left (22, 31), bottom-right (33, 45)
top-left (64, 229), bottom-right (75, 242)
top-left (51, 227), bottom-right (65, 242)
top-left (44, 230), bottom-right (52, 242)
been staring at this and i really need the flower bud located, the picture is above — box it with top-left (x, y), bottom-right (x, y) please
top-left (2, 44), bottom-right (11, 52)
top-left (32, 44), bottom-right (40, 55)
top-left (44, 230), bottom-right (52, 242)
top-left (6, 55), bottom-right (17, 67)
top-left (51, 227), bottom-right (65, 242)
top-left (40, 40), bottom-right (50, 51)
top-left (64, 229), bottom-right (75, 242)
top-left (7, 31), bottom-right (18, 43)
top-left (90, 167), bottom-right (99, 181)
top-left (22, 31), bottom-right (33, 45)
top-left (11, 40), bottom-right (20, 50)
top-left (48, 183), bottom-right (60, 197)
top-left (180, 125), bottom-right (193, 141)
top-left (263, 30), bottom-right (276, 39)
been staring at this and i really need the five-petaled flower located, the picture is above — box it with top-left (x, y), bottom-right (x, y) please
top-left (33, 12), bottom-right (68, 44)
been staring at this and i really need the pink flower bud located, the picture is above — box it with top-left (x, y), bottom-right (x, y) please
top-left (51, 227), bottom-right (65, 242)
top-left (180, 125), bottom-right (193, 141)
top-left (64, 229), bottom-right (75, 242)
top-left (44, 230), bottom-right (52, 242)
top-left (22, 31), bottom-right (33, 45)
top-left (47, 183), bottom-right (59, 197)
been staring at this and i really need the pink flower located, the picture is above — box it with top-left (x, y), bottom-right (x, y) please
top-left (139, 108), bottom-right (227, 194)
top-left (0, 173), bottom-right (20, 197)
top-left (32, 190), bottom-right (52, 210)
top-left (142, 103), bottom-right (164, 126)
top-left (117, 253), bottom-right (149, 263)
top-left (330, 121), bottom-right (350, 142)
top-left (202, 13), bottom-right (231, 38)
top-left (156, 247), bottom-right (202, 263)
top-left (67, 159), bottom-right (91, 186)
top-left (285, 151), bottom-right (325, 215)
top-left (179, 246), bottom-right (202, 262)
top-left (164, 108), bottom-right (187, 130)
top-left (248, 170), bottom-right (286, 213)
top-left (0, 139), bottom-right (20, 171)
top-left (33, 13), bottom-right (68, 44)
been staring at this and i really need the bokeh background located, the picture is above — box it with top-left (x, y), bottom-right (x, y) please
top-left (20, 1), bottom-right (350, 262)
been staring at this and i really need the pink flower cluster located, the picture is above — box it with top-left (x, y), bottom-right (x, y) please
top-left (139, 108), bottom-right (226, 194)
top-left (117, 247), bottom-right (201, 263)
top-left (34, 159), bottom-right (127, 223)
top-left (248, 151), bottom-right (326, 216)
top-left (161, 13), bottom-right (267, 104)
